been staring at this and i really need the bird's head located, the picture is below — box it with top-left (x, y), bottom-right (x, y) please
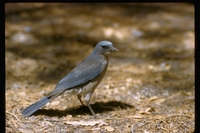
top-left (93, 41), bottom-right (118, 55)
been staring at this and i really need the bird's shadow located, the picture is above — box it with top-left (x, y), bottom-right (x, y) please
top-left (33, 101), bottom-right (134, 117)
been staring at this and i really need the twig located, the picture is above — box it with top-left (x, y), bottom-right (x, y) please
top-left (6, 111), bottom-right (21, 123)
top-left (131, 125), bottom-right (134, 133)
top-left (7, 119), bottom-right (19, 133)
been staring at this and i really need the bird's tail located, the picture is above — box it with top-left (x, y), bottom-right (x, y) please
top-left (21, 96), bottom-right (50, 117)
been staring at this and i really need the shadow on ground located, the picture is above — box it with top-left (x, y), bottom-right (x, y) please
top-left (32, 101), bottom-right (133, 117)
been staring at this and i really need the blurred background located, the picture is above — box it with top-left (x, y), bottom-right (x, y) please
top-left (5, 3), bottom-right (194, 132)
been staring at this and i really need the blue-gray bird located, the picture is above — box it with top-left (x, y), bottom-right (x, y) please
top-left (21, 40), bottom-right (118, 117)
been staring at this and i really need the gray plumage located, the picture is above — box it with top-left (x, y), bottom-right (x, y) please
top-left (21, 40), bottom-right (118, 117)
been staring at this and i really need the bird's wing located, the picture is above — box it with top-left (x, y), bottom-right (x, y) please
top-left (47, 56), bottom-right (107, 97)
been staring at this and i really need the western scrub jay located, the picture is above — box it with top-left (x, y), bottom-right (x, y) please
top-left (21, 40), bottom-right (118, 117)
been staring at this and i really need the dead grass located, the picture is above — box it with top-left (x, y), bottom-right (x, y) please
top-left (6, 3), bottom-right (194, 133)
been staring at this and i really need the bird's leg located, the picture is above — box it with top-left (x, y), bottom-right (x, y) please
top-left (87, 102), bottom-right (96, 116)
top-left (85, 93), bottom-right (96, 116)
top-left (77, 95), bottom-right (84, 106)
top-left (78, 94), bottom-right (95, 116)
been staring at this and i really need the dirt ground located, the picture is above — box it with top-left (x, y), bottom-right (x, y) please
top-left (5, 3), bottom-right (194, 133)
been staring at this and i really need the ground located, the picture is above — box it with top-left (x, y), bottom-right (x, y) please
top-left (6, 3), bottom-right (194, 133)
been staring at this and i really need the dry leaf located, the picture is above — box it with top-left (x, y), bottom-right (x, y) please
top-left (130, 114), bottom-right (144, 119)
top-left (18, 128), bottom-right (34, 133)
top-left (148, 96), bottom-right (158, 102)
top-left (144, 130), bottom-right (151, 133)
top-left (50, 101), bottom-right (60, 106)
top-left (104, 126), bottom-right (115, 132)
top-left (18, 92), bottom-right (26, 97)
top-left (65, 120), bottom-right (107, 126)
top-left (90, 127), bottom-right (101, 131)
top-left (148, 96), bottom-right (165, 105)
top-left (65, 121), bottom-right (99, 126)
top-left (154, 98), bottom-right (165, 105)
top-left (98, 119), bottom-right (108, 127)
top-left (138, 110), bottom-right (151, 115)
top-left (145, 107), bottom-right (155, 112)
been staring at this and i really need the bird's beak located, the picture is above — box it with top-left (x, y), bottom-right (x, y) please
top-left (110, 46), bottom-right (118, 52)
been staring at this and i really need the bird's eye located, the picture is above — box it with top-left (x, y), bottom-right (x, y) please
top-left (102, 46), bottom-right (108, 49)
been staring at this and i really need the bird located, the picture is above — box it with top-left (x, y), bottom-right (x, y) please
top-left (21, 40), bottom-right (118, 117)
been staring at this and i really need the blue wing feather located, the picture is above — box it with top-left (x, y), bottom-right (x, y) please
top-left (47, 56), bottom-right (107, 97)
